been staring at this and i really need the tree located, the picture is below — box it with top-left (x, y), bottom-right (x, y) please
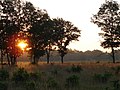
top-left (0, 0), bottom-right (23, 65)
top-left (27, 4), bottom-right (51, 64)
top-left (43, 19), bottom-right (56, 64)
top-left (91, 0), bottom-right (120, 63)
top-left (0, 0), bottom-right (31, 65)
top-left (53, 18), bottom-right (80, 63)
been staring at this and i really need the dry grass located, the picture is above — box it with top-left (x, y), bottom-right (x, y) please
top-left (1, 61), bottom-right (120, 90)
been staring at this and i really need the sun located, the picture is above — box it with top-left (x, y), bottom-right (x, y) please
top-left (17, 40), bottom-right (28, 51)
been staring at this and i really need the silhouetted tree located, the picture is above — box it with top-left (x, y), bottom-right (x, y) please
top-left (27, 4), bottom-right (51, 64)
top-left (91, 0), bottom-right (120, 63)
top-left (0, 0), bottom-right (18, 65)
top-left (43, 19), bottom-right (56, 64)
top-left (0, 0), bottom-right (81, 65)
top-left (53, 18), bottom-right (80, 63)
top-left (0, 0), bottom-right (30, 65)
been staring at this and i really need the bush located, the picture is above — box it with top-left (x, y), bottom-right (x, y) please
top-left (51, 69), bottom-right (58, 76)
top-left (111, 80), bottom-right (120, 90)
top-left (0, 69), bottom-right (9, 81)
top-left (47, 77), bottom-right (58, 88)
top-left (65, 74), bottom-right (79, 87)
top-left (93, 72), bottom-right (112, 83)
top-left (111, 66), bottom-right (120, 75)
top-left (0, 81), bottom-right (8, 90)
top-left (12, 68), bottom-right (29, 83)
top-left (30, 71), bottom-right (41, 81)
top-left (71, 64), bottom-right (82, 73)
top-left (25, 81), bottom-right (36, 90)
top-left (106, 80), bottom-right (120, 90)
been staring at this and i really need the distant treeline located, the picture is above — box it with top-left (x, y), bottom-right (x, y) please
top-left (40, 50), bottom-right (120, 62)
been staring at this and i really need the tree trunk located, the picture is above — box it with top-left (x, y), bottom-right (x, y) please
top-left (13, 56), bottom-right (16, 65)
top-left (1, 50), bottom-right (3, 65)
top-left (6, 53), bottom-right (10, 65)
top-left (46, 49), bottom-right (50, 64)
top-left (111, 47), bottom-right (115, 63)
top-left (33, 55), bottom-right (36, 64)
top-left (10, 56), bottom-right (14, 65)
top-left (32, 54), bottom-right (38, 64)
top-left (10, 55), bottom-right (16, 65)
top-left (1, 49), bottom-right (3, 68)
top-left (47, 52), bottom-right (50, 64)
top-left (61, 56), bottom-right (64, 64)
top-left (46, 44), bottom-right (51, 64)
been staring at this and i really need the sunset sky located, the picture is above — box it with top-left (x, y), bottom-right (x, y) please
top-left (26, 0), bottom-right (120, 52)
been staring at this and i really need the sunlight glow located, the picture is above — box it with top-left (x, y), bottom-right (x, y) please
top-left (17, 40), bottom-right (28, 51)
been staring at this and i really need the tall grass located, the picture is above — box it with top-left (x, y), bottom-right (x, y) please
top-left (0, 62), bottom-right (120, 90)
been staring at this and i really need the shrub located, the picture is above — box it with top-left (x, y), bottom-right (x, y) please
top-left (25, 81), bottom-right (36, 90)
top-left (0, 81), bottom-right (8, 90)
top-left (96, 61), bottom-right (100, 63)
top-left (93, 72), bottom-right (112, 83)
top-left (30, 71), bottom-right (41, 81)
top-left (0, 69), bottom-right (9, 81)
top-left (12, 68), bottom-right (29, 83)
top-left (71, 64), bottom-right (82, 73)
top-left (111, 66), bottom-right (120, 75)
top-left (47, 77), bottom-right (58, 88)
top-left (111, 80), bottom-right (120, 90)
top-left (65, 74), bottom-right (79, 87)
top-left (51, 69), bottom-right (58, 76)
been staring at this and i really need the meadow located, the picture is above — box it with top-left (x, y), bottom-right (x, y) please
top-left (0, 61), bottom-right (120, 90)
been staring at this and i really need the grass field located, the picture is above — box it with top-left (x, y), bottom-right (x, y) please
top-left (1, 61), bottom-right (120, 90)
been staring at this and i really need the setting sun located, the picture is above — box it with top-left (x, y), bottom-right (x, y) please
top-left (17, 40), bottom-right (28, 51)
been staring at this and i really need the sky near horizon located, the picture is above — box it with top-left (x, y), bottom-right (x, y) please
top-left (26, 0), bottom-right (120, 52)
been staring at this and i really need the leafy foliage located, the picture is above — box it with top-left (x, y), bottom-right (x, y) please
top-left (0, 69), bottom-right (9, 81)
top-left (91, 0), bottom-right (120, 63)
top-left (46, 77), bottom-right (58, 88)
top-left (111, 80), bottom-right (120, 90)
top-left (53, 18), bottom-right (80, 63)
top-left (27, 6), bottom-right (52, 64)
top-left (93, 72), bottom-right (112, 83)
top-left (71, 64), bottom-right (83, 73)
top-left (111, 66), bottom-right (120, 75)
top-left (30, 71), bottom-right (41, 81)
top-left (0, 0), bottom-right (81, 65)
top-left (65, 74), bottom-right (79, 87)
top-left (12, 68), bottom-right (29, 83)
top-left (25, 81), bottom-right (36, 90)
top-left (0, 0), bottom-right (31, 65)
top-left (0, 81), bottom-right (8, 90)
top-left (51, 69), bottom-right (58, 76)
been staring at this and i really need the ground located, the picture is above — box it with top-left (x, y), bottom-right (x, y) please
top-left (1, 61), bottom-right (120, 90)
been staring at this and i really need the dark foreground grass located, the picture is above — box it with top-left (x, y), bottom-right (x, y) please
top-left (0, 61), bottom-right (120, 90)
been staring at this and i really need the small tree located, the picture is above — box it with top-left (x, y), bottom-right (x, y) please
top-left (91, 0), bottom-right (120, 63)
top-left (53, 18), bottom-right (80, 63)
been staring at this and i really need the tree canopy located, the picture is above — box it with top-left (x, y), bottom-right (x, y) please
top-left (52, 18), bottom-right (80, 63)
top-left (0, 0), bottom-right (81, 65)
